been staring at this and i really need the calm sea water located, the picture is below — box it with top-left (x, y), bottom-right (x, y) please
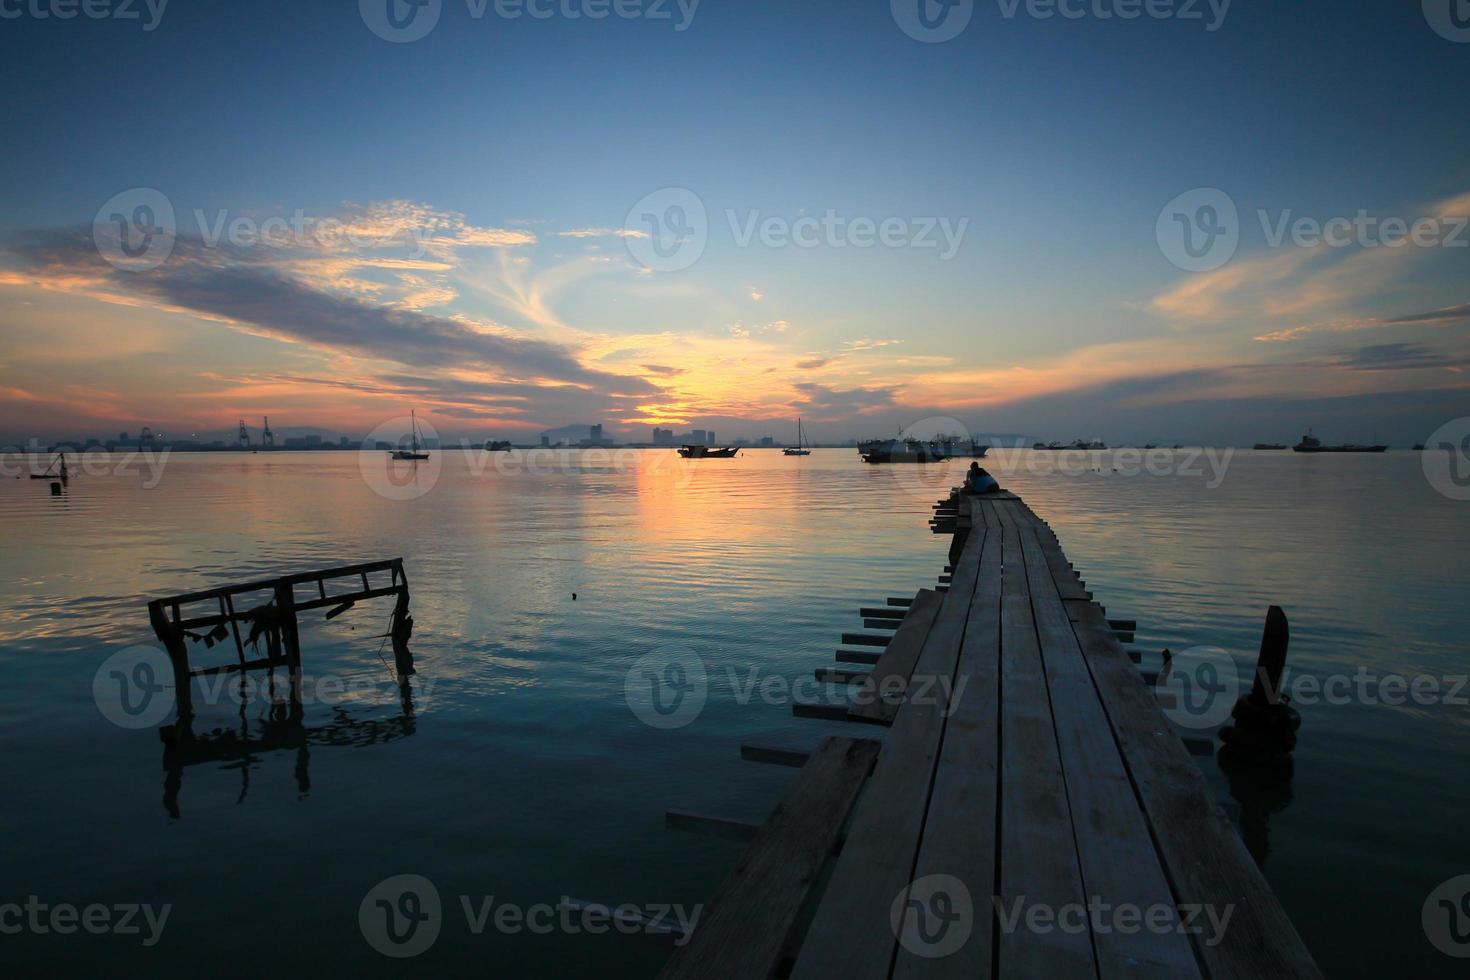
top-left (1, 447), bottom-right (1466, 976)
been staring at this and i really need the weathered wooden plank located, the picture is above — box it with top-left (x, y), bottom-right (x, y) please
top-left (997, 523), bottom-right (1097, 977)
top-left (842, 633), bottom-right (892, 648)
top-left (665, 810), bottom-right (761, 842)
top-left (740, 744), bottom-right (810, 768)
top-left (788, 526), bottom-right (985, 980)
top-left (815, 666), bottom-right (871, 684)
top-left (1063, 597), bottom-right (1321, 978)
top-left (1018, 525), bottom-right (1201, 979)
top-left (656, 736), bottom-right (881, 980)
top-left (792, 702), bottom-right (851, 722)
top-left (847, 588), bottom-right (943, 725)
top-left (890, 527), bottom-right (1002, 980)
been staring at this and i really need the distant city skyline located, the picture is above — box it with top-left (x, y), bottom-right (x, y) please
top-left (2, 2), bottom-right (1467, 448)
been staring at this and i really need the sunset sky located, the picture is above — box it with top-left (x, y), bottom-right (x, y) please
top-left (2, 0), bottom-right (1468, 445)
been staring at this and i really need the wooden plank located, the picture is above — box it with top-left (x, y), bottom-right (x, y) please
top-left (1002, 501), bottom-right (1089, 601)
top-left (1062, 598), bottom-right (1321, 978)
top-left (665, 810), bottom-right (761, 842)
top-left (815, 667), bottom-right (871, 684)
top-left (788, 526), bottom-right (985, 980)
top-left (861, 607), bottom-right (906, 620)
top-left (656, 736), bottom-right (881, 980)
top-left (890, 526), bottom-right (1002, 980)
top-left (792, 702), bottom-right (851, 722)
top-left (847, 589), bottom-right (943, 725)
top-left (1018, 525), bottom-right (1200, 978)
top-left (996, 522), bottom-right (1097, 977)
top-left (740, 744), bottom-right (810, 768)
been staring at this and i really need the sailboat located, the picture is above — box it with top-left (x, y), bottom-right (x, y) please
top-left (390, 410), bottom-right (430, 460)
top-left (783, 417), bottom-right (811, 456)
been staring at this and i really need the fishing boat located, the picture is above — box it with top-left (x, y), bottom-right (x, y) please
top-left (1292, 430), bottom-right (1387, 454)
top-left (677, 445), bottom-right (739, 458)
top-left (29, 452), bottom-right (68, 481)
top-left (859, 438), bottom-right (953, 464)
top-left (390, 411), bottom-right (430, 460)
top-left (782, 417), bottom-right (811, 456)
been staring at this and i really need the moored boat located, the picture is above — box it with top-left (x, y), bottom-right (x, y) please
top-left (678, 445), bottom-right (739, 458)
top-left (1292, 431), bottom-right (1387, 453)
top-left (782, 417), bottom-right (811, 456)
top-left (390, 410), bottom-right (430, 460)
top-left (859, 438), bottom-right (953, 464)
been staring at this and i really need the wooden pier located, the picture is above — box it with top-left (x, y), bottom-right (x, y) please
top-left (660, 491), bottom-right (1320, 979)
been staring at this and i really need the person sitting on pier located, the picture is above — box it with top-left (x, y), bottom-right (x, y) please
top-left (964, 461), bottom-right (999, 495)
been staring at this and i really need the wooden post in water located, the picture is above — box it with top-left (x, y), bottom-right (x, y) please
top-left (390, 559), bottom-right (415, 677)
top-left (1220, 605), bottom-right (1301, 756)
top-left (148, 601), bottom-right (193, 723)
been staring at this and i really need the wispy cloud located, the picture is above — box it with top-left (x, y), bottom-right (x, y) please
top-left (558, 227), bottom-right (648, 239)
